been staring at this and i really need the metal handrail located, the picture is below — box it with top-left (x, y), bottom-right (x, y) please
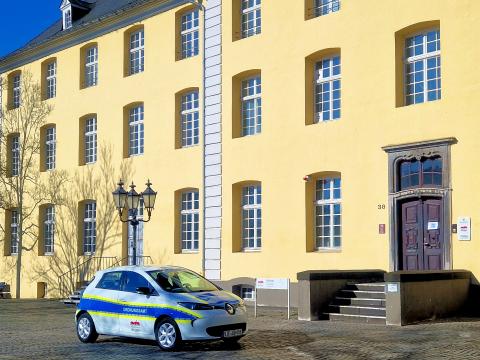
top-left (58, 256), bottom-right (118, 298)
top-left (109, 255), bottom-right (154, 268)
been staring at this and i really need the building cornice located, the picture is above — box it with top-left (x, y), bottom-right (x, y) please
top-left (0, 0), bottom-right (189, 74)
top-left (382, 137), bottom-right (458, 153)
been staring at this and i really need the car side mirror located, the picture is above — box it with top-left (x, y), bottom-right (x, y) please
top-left (136, 287), bottom-right (151, 295)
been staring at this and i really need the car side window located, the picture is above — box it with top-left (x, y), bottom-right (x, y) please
top-left (96, 271), bottom-right (122, 290)
top-left (122, 271), bottom-right (157, 294)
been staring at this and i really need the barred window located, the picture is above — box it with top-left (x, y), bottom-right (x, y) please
top-left (405, 29), bottom-right (441, 105)
top-left (181, 191), bottom-right (199, 251)
top-left (242, 0), bottom-right (261, 38)
top-left (83, 202), bottom-right (96, 254)
top-left (45, 127), bottom-right (56, 171)
top-left (315, 0), bottom-right (340, 17)
top-left (85, 117), bottom-right (97, 164)
top-left (129, 105), bottom-right (144, 156)
top-left (130, 30), bottom-right (145, 75)
top-left (11, 135), bottom-right (20, 177)
top-left (242, 185), bottom-right (261, 250)
top-left (181, 91), bottom-right (199, 147)
top-left (315, 55), bottom-right (341, 122)
top-left (85, 46), bottom-right (98, 87)
top-left (242, 76), bottom-right (262, 136)
top-left (44, 206), bottom-right (55, 255)
top-left (315, 177), bottom-right (341, 249)
top-left (241, 286), bottom-right (255, 300)
top-left (13, 74), bottom-right (21, 109)
top-left (181, 10), bottom-right (199, 59)
top-left (46, 61), bottom-right (56, 99)
top-left (10, 210), bottom-right (19, 255)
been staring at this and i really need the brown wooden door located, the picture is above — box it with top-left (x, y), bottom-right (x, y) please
top-left (401, 199), bottom-right (443, 270)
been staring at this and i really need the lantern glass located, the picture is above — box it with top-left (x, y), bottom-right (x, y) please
top-left (112, 182), bottom-right (128, 210)
top-left (126, 184), bottom-right (140, 210)
top-left (142, 182), bottom-right (157, 210)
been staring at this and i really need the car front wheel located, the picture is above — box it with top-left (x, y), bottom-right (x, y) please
top-left (76, 313), bottom-right (99, 343)
top-left (155, 318), bottom-right (181, 351)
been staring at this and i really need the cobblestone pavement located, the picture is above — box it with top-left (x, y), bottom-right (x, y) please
top-left (1, 300), bottom-right (480, 359)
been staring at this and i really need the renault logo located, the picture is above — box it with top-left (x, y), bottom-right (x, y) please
top-left (225, 303), bottom-right (235, 315)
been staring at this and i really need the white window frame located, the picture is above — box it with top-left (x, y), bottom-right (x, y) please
top-left (129, 30), bottom-right (145, 75)
top-left (44, 206), bottom-right (55, 255)
top-left (10, 210), bottom-right (19, 255)
top-left (241, 286), bottom-right (255, 300)
top-left (314, 0), bottom-right (340, 17)
top-left (315, 55), bottom-right (341, 122)
top-left (404, 28), bottom-right (441, 106)
top-left (241, 0), bottom-right (261, 38)
top-left (11, 135), bottom-right (20, 177)
top-left (242, 185), bottom-right (262, 251)
top-left (181, 10), bottom-right (199, 59)
top-left (129, 105), bottom-right (144, 156)
top-left (85, 46), bottom-right (98, 87)
top-left (46, 61), bottom-right (56, 99)
top-left (181, 91), bottom-right (199, 147)
top-left (83, 202), bottom-right (96, 255)
top-left (64, 9), bottom-right (72, 30)
top-left (127, 200), bottom-right (144, 265)
top-left (181, 191), bottom-right (199, 252)
top-left (241, 76), bottom-right (262, 136)
top-left (12, 74), bottom-right (21, 109)
top-left (315, 177), bottom-right (341, 250)
top-left (45, 127), bottom-right (56, 171)
top-left (84, 117), bottom-right (97, 164)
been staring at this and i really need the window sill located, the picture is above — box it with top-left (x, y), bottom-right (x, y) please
top-left (314, 248), bottom-right (342, 253)
top-left (242, 248), bottom-right (261, 253)
top-left (181, 250), bottom-right (199, 254)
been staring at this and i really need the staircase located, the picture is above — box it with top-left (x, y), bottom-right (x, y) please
top-left (62, 285), bottom-right (87, 305)
top-left (324, 282), bottom-right (386, 324)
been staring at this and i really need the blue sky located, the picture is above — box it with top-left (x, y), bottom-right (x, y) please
top-left (0, 1), bottom-right (60, 57)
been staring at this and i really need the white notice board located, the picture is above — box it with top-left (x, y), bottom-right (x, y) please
top-left (458, 217), bottom-right (471, 241)
top-left (254, 278), bottom-right (291, 319)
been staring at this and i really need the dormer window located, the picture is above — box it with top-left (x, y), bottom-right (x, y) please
top-left (64, 9), bottom-right (72, 29)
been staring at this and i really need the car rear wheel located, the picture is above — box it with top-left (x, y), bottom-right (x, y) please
top-left (155, 318), bottom-right (181, 351)
top-left (76, 313), bottom-right (98, 343)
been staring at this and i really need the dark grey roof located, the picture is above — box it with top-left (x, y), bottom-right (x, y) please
top-left (1, 0), bottom-right (157, 61)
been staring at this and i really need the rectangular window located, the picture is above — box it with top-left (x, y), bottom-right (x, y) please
top-left (85, 117), bottom-right (97, 164)
top-left (11, 135), bottom-right (20, 177)
top-left (241, 286), bottom-right (255, 300)
top-left (64, 9), bottom-right (72, 29)
top-left (315, 0), bottom-right (340, 17)
top-left (315, 177), bottom-right (341, 249)
top-left (10, 210), bottom-right (19, 255)
top-left (45, 127), bottom-right (56, 171)
top-left (315, 55), bottom-right (341, 122)
top-left (46, 61), bottom-right (56, 99)
top-left (242, 76), bottom-right (262, 136)
top-left (129, 105), bottom-right (144, 156)
top-left (13, 74), bottom-right (21, 108)
top-left (181, 91), bottom-right (199, 147)
top-left (128, 200), bottom-right (144, 265)
top-left (44, 206), bottom-right (55, 255)
top-left (83, 202), bottom-right (96, 254)
top-left (242, 0), bottom-right (261, 38)
top-left (130, 30), bottom-right (145, 75)
top-left (181, 10), bottom-right (199, 59)
top-left (242, 185), bottom-right (261, 250)
top-left (405, 29), bottom-right (441, 105)
top-left (181, 191), bottom-right (199, 252)
top-left (85, 46), bottom-right (98, 87)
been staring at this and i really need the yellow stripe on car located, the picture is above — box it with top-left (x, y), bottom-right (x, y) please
top-left (82, 294), bottom-right (202, 319)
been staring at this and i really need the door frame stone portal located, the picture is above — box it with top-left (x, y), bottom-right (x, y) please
top-left (382, 138), bottom-right (457, 271)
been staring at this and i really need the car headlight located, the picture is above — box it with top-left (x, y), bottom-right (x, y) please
top-left (238, 300), bottom-right (246, 309)
top-left (178, 302), bottom-right (214, 310)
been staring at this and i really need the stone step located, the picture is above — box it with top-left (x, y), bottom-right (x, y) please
top-left (328, 305), bottom-right (386, 317)
top-left (333, 297), bottom-right (386, 307)
top-left (326, 312), bottom-right (386, 325)
top-left (346, 283), bottom-right (386, 292)
top-left (338, 290), bottom-right (386, 299)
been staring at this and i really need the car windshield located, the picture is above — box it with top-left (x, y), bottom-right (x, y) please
top-left (148, 269), bottom-right (219, 293)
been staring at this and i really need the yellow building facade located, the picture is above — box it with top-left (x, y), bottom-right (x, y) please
top-left (1, 0), bottom-right (480, 301)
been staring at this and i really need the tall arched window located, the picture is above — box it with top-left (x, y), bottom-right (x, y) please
top-left (399, 156), bottom-right (442, 190)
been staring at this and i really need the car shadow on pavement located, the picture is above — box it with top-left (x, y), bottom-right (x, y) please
top-left (97, 329), bottom-right (313, 352)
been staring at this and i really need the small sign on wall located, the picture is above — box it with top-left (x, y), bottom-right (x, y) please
top-left (379, 224), bottom-right (385, 234)
top-left (458, 217), bottom-right (471, 241)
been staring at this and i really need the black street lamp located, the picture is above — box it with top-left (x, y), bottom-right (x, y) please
top-left (112, 180), bottom-right (157, 265)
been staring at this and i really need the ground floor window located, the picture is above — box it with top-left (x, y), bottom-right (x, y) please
top-left (315, 177), bottom-right (341, 249)
top-left (241, 286), bottom-right (255, 300)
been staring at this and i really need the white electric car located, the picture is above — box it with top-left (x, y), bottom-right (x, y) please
top-left (75, 266), bottom-right (248, 350)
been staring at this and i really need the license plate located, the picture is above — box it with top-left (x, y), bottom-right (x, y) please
top-left (223, 329), bottom-right (243, 338)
